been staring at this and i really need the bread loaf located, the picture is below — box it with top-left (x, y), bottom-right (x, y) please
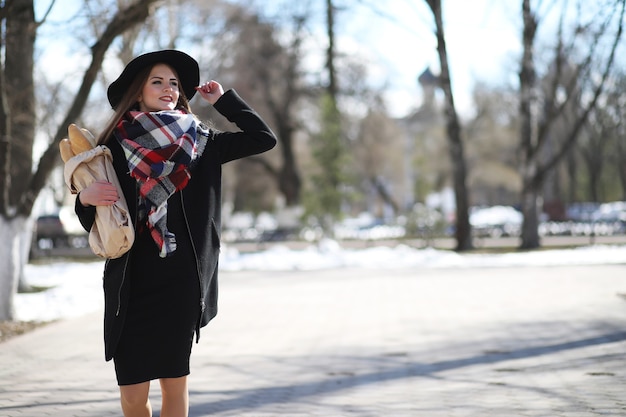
top-left (68, 124), bottom-right (94, 154)
top-left (59, 138), bottom-right (74, 162)
top-left (80, 128), bottom-right (97, 147)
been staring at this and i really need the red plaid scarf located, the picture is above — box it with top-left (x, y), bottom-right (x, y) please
top-left (115, 110), bottom-right (208, 257)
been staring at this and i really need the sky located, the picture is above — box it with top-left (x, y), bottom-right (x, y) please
top-left (338, 0), bottom-right (521, 117)
top-left (16, 240), bottom-right (626, 322)
top-left (34, 0), bottom-right (522, 119)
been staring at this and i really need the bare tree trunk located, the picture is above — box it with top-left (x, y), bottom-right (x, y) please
top-left (520, 179), bottom-right (540, 247)
top-left (277, 140), bottom-right (301, 205)
top-left (325, 0), bottom-right (338, 100)
top-left (425, 0), bottom-right (472, 251)
top-left (519, 0), bottom-right (541, 249)
top-left (5, 0), bottom-right (35, 215)
top-left (518, 0), bottom-right (624, 249)
top-left (0, 0), bottom-right (36, 320)
top-left (0, 218), bottom-right (27, 320)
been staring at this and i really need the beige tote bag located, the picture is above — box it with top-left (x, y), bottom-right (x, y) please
top-left (64, 145), bottom-right (134, 259)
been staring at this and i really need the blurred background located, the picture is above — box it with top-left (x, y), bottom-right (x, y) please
top-left (2, 0), bottom-right (626, 320)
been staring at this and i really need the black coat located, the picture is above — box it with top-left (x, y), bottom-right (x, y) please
top-left (75, 90), bottom-right (277, 360)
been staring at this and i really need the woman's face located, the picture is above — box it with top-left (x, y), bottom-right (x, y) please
top-left (137, 64), bottom-right (180, 112)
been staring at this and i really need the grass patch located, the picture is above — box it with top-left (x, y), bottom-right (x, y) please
top-left (0, 320), bottom-right (52, 343)
top-left (19, 284), bottom-right (54, 294)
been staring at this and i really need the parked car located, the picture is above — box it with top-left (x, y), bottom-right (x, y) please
top-left (565, 202), bottom-right (601, 222)
top-left (470, 205), bottom-right (522, 238)
top-left (34, 215), bottom-right (70, 248)
top-left (30, 208), bottom-right (89, 258)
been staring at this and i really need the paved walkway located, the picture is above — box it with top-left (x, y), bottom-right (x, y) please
top-left (1, 264), bottom-right (626, 416)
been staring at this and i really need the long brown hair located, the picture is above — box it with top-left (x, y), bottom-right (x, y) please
top-left (97, 63), bottom-right (193, 145)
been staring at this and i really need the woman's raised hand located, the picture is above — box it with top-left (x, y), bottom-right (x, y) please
top-left (195, 80), bottom-right (224, 105)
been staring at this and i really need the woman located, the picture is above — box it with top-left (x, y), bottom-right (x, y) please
top-left (75, 50), bottom-right (276, 417)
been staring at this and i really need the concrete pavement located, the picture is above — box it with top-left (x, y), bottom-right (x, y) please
top-left (1, 264), bottom-right (626, 416)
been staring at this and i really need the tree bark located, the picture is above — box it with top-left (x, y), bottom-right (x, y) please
top-left (0, 0), bottom-right (36, 321)
top-left (518, 0), bottom-right (541, 249)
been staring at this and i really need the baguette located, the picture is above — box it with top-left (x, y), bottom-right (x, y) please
top-left (80, 128), bottom-right (97, 147)
top-left (59, 138), bottom-right (74, 162)
top-left (68, 123), bottom-right (94, 154)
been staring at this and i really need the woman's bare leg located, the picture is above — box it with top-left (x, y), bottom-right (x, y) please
top-left (159, 376), bottom-right (189, 417)
top-left (119, 381), bottom-right (152, 417)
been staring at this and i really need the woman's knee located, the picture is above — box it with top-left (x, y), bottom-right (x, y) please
top-left (120, 381), bottom-right (151, 407)
top-left (159, 376), bottom-right (188, 396)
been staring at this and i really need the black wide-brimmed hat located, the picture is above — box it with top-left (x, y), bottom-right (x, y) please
top-left (107, 50), bottom-right (200, 110)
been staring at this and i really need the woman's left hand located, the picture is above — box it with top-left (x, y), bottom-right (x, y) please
top-left (195, 80), bottom-right (224, 105)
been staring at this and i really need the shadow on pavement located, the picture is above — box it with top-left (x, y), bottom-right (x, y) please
top-left (187, 330), bottom-right (626, 415)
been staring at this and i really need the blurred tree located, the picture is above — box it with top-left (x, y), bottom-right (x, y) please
top-left (302, 0), bottom-right (347, 234)
top-left (424, 0), bottom-right (472, 251)
top-left (0, 0), bottom-right (158, 321)
top-left (580, 71), bottom-right (626, 202)
top-left (198, 0), bottom-right (407, 224)
top-left (208, 5), bottom-right (306, 209)
top-left (304, 93), bottom-right (346, 232)
top-left (518, 0), bottom-right (625, 248)
top-left (465, 83), bottom-right (521, 206)
top-left (609, 73), bottom-right (626, 200)
top-left (579, 105), bottom-right (614, 202)
top-left (352, 102), bottom-right (404, 217)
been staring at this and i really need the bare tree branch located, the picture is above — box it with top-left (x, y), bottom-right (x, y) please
top-left (535, 0), bottom-right (625, 185)
top-left (34, 0), bottom-right (56, 27)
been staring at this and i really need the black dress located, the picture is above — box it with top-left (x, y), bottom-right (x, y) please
top-left (113, 191), bottom-right (200, 385)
